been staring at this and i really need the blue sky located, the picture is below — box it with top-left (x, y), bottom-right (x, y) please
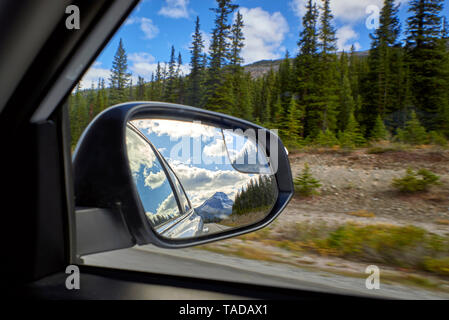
top-left (81, 0), bottom-right (449, 88)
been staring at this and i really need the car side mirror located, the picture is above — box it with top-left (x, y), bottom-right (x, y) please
top-left (73, 102), bottom-right (293, 254)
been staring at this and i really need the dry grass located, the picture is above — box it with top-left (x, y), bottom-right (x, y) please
top-left (435, 219), bottom-right (449, 226)
top-left (210, 221), bottom-right (449, 278)
top-left (198, 243), bottom-right (290, 266)
top-left (345, 210), bottom-right (376, 218)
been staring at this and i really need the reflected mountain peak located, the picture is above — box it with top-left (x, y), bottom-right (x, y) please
top-left (212, 192), bottom-right (231, 199)
top-left (195, 192), bottom-right (234, 223)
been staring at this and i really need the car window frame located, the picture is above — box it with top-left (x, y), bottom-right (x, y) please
top-left (159, 155), bottom-right (193, 212)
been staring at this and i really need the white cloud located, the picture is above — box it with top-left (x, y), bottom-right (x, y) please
top-left (336, 25), bottom-right (361, 51)
top-left (79, 61), bottom-right (109, 89)
top-left (128, 54), bottom-right (190, 82)
top-left (238, 7), bottom-right (289, 64)
top-left (140, 18), bottom-right (160, 39)
top-left (126, 17), bottom-right (159, 39)
top-left (144, 170), bottom-right (166, 190)
top-left (128, 52), bottom-right (159, 80)
top-left (201, 30), bottom-right (211, 53)
top-left (159, 0), bottom-right (190, 19)
top-left (129, 52), bottom-right (156, 64)
top-left (130, 62), bottom-right (161, 81)
top-left (290, 0), bottom-right (409, 23)
top-left (289, 0), bottom-right (309, 18)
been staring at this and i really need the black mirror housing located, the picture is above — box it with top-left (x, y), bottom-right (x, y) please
top-left (73, 102), bottom-right (293, 254)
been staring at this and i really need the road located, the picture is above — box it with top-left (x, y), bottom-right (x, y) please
top-left (82, 245), bottom-right (449, 300)
top-left (203, 223), bottom-right (231, 234)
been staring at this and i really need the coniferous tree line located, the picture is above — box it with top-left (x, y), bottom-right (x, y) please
top-left (232, 176), bottom-right (277, 215)
top-left (69, 0), bottom-right (449, 149)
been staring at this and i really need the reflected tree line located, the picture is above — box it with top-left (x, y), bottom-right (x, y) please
top-left (232, 176), bottom-right (277, 216)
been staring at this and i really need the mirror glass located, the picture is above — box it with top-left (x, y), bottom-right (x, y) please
top-left (125, 119), bottom-right (278, 240)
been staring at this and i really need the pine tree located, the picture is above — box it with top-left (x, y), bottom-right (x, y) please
top-left (348, 45), bottom-right (361, 103)
top-left (70, 84), bottom-right (89, 147)
top-left (294, 163), bottom-right (321, 196)
top-left (278, 51), bottom-right (295, 130)
top-left (101, 78), bottom-right (108, 109)
top-left (233, 71), bottom-right (252, 120)
top-left (153, 62), bottom-right (164, 101)
top-left (338, 52), bottom-right (356, 132)
top-left (205, 0), bottom-right (239, 105)
top-left (128, 78), bottom-right (134, 100)
top-left (298, 0), bottom-right (319, 57)
top-left (311, 0), bottom-right (339, 135)
top-left (406, 0), bottom-right (448, 131)
top-left (94, 78), bottom-right (105, 117)
top-left (209, 0), bottom-right (238, 69)
top-left (259, 75), bottom-right (273, 125)
top-left (371, 115), bottom-right (389, 141)
top-left (176, 52), bottom-right (186, 104)
top-left (229, 11), bottom-right (245, 71)
top-left (362, 0), bottom-right (402, 133)
top-left (206, 72), bottom-right (235, 114)
top-left (87, 82), bottom-right (96, 120)
top-left (319, 0), bottom-right (337, 55)
top-left (272, 95), bottom-right (283, 128)
top-left (165, 46), bottom-right (178, 102)
top-left (228, 10), bottom-right (248, 120)
top-left (315, 128), bottom-right (339, 147)
top-left (339, 108), bottom-right (365, 148)
top-left (136, 76), bottom-right (146, 100)
top-left (396, 110), bottom-right (428, 144)
top-left (282, 97), bottom-right (303, 145)
top-left (109, 38), bottom-right (131, 105)
top-left (189, 16), bottom-right (205, 107)
top-left (295, 0), bottom-right (319, 137)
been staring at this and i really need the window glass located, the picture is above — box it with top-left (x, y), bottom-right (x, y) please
top-left (73, 0), bottom-right (449, 300)
top-left (126, 127), bottom-right (181, 227)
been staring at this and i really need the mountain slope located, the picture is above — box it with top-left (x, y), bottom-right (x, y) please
top-left (243, 50), bottom-right (369, 78)
top-left (195, 192), bottom-right (234, 223)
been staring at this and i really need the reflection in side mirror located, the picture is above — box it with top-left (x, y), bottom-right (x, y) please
top-left (126, 119), bottom-right (279, 240)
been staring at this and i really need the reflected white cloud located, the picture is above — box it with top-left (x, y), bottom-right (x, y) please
top-left (168, 162), bottom-right (253, 207)
top-left (157, 193), bottom-right (178, 216)
top-left (132, 119), bottom-right (217, 140)
top-left (145, 193), bottom-right (179, 226)
top-left (126, 128), bottom-right (156, 177)
top-left (144, 170), bottom-right (166, 189)
top-left (203, 138), bottom-right (227, 158)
